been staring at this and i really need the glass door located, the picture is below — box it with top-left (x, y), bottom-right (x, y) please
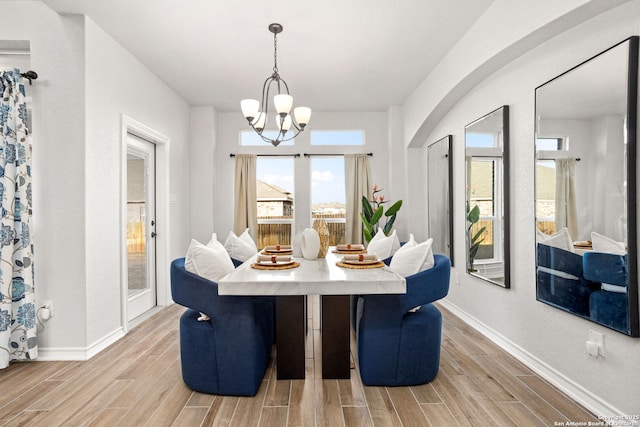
top-left (126, 134), bottom-right (156, 321)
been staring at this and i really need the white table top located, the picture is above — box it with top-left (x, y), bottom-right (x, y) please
top-left (218, 248), bottom-right (406, 296)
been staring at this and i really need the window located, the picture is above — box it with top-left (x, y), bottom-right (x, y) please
top-left (311, 130), bottom-right (364, 145)
top-left (311, 157), bottom-right (346, 245)
top-left (534, 137), bottom-right (566, 235)
top-left (468, 158), bottom-right (503, 263)
top-left (466, 132), bottom-right (497, 148)
top-left (241, 130), bottom-right (294, 146)
top-left (536, 137), bottom-right (566, 151)
top-left (256, 158), bottom-right (294, 248)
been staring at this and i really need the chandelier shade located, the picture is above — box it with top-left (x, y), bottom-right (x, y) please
top-left (240, 23), bottom-right (311, 147)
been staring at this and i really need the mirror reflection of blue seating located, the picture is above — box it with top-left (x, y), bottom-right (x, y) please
top-left (536, 244), bottom-right (599, 317)
top-left (356, 254), bottom-right (451, 386)
top-left (583, 252), bottom-right (629, 333)
top-left (170, 258), bottom-right (274, 396)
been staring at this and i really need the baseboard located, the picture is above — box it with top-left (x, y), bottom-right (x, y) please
top-left (438, 300), bottom-right (630, 419)
top-left (37, 326), bottom-right (125, 361)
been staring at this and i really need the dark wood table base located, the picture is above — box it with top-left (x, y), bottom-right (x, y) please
top-left (321, 295), bottom-right (351, 379)
top-left (275, 295), bottom-right (351, 380)
top-left (275, 295), bottom-right (306, 379)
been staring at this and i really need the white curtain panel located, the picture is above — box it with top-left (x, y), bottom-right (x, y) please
top-left (555, 158), bottom-right (578, 240)
top-left (345, 154), bottom-right (371, 244)
top-left (233, 154), bottom-right (258, 240)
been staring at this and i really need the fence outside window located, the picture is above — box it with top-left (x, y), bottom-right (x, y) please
top-left (257, 213), bottom-right (346, 249)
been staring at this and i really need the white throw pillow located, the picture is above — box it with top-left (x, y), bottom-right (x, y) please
top-left (591, 231), bottom-right (626, 255)
top-left (238, 228), bottom-right (258, 252)
top-left (367, 229), bottom-right (400, 260)
top-left (224, 230), bottom-right (257, 261)
top-left (536, 229), bottom-right (549, 242)
top-left (206, 232), bottom-right (218, 248)
top-left (185, 239), bottom-right (235, 282)
top-left (540, 227), bottom-right (574, 253)
top-left (390, 236), bottom-right (435, 277)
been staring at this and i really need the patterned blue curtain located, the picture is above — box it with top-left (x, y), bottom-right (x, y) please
top-left (0, 69), bottom-right (36, 368)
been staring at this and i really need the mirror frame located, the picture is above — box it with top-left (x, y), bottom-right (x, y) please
top-left (534, 36), bottom-right (639, 336)
top-left (427, 135), bottom-right (454, 265)
top-left (464, 105), bottom-right (511, 288)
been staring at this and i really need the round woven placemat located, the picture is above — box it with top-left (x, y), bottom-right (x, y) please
top-left (251, 262), bottom-right (300, 270)
top-left (261, 250), bottom-right (293, 256)
top-left (332, 249), bottom-right (367, 254)
top-left (336, 261), bottom-right (385, 269)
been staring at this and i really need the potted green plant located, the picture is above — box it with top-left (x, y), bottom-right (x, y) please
top-left (466, 202), bottom-right (486, 272)
top-left (361, 185), bottom-right (402, 243)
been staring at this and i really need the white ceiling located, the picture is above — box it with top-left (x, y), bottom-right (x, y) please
top-left (41, 0), bottom-right (494, 112)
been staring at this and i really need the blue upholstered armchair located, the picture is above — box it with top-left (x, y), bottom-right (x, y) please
top-left (356, 254), bottom-right (451, 386)
top-left (583, 252), bottom-right (629, 333)
top-left (170, 258), bottom-right (274, 396)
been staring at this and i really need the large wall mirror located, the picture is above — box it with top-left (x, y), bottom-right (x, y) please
top-left (535, 36), bottom-right (639, 336)
top-left (465, 106), bottom-right (510, 288)
top-left (428, 135), bottom-right (453, 265)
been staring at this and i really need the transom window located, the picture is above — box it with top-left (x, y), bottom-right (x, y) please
top-left (310, 130), bottom-right (364, 145)
top-left (536, 137), bottom-right (566, 151)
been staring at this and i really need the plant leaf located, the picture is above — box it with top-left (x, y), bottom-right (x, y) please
top-left (362, 196), bottom-right (373, 221)
top-left (467, 205), bottom-right (480, 223)
top-left (384, 200), bottom-right (402, 216)
top-left (383, 214), bottom-right (396, 235)
top-left (360, 213), bottom-right (373, 233)
top-left (363, 228), bottom-right (372, 243)
top-left (469, 244), bottom-right (480, 259)
top-left (471, 227), bottom-right (486, 243)
top-left (371, 205), bottom-right (384, 225)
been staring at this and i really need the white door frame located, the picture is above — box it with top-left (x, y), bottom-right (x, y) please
top-left (120, 115), bottom-right (170, 333)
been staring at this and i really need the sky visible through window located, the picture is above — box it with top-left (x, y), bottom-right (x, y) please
top-left (256, 157), bottom-right (346, 205)
top-left (466, 132), bottom-right (496, 147)
top-left (257, 158), bottom-right (294, 193)
top-left (311, 157), bottom-right (345, 205)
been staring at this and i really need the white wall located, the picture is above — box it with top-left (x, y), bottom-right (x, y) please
top-left (84, 18), bottom-right (191, 345)
top-left (1, 2), bottom-right (192, 354)
top-left (190, 107), bottom-right (217, 243)
top-left (1, 2), bottom-right (88, 350)
top-left (404, 0), bottom-right (640, 415)
top-left (213, 112), bottom-right (401, 240)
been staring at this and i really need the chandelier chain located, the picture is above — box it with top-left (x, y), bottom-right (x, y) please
top-left (273, 32), bottom-right (278, 74)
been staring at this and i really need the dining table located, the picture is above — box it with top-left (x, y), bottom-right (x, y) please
top-left (218, 247), bottom-right (406, 380)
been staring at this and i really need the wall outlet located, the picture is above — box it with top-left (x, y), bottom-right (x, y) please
top-left (588, 330), bottom-right (604, 357)
top-left (43, 300), bottom-right (54, 317)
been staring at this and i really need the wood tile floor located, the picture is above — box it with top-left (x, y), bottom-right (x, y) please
top-left (0, 301), bottom-right (598, 426)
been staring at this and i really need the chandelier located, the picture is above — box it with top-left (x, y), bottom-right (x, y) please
top-left (241, 23), bottom-right (311, 147)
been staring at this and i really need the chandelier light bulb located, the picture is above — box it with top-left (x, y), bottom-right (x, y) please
top-left (276, 114), bottom-right (292, 132)
top-left (252, 112), bottom-right (266, 131)
top-left (293, 107), bottom-right (311, 127)
top-left (274, 94), bottom-right (293, 115)
top-left (241, 99), bottom-right (260, 121)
